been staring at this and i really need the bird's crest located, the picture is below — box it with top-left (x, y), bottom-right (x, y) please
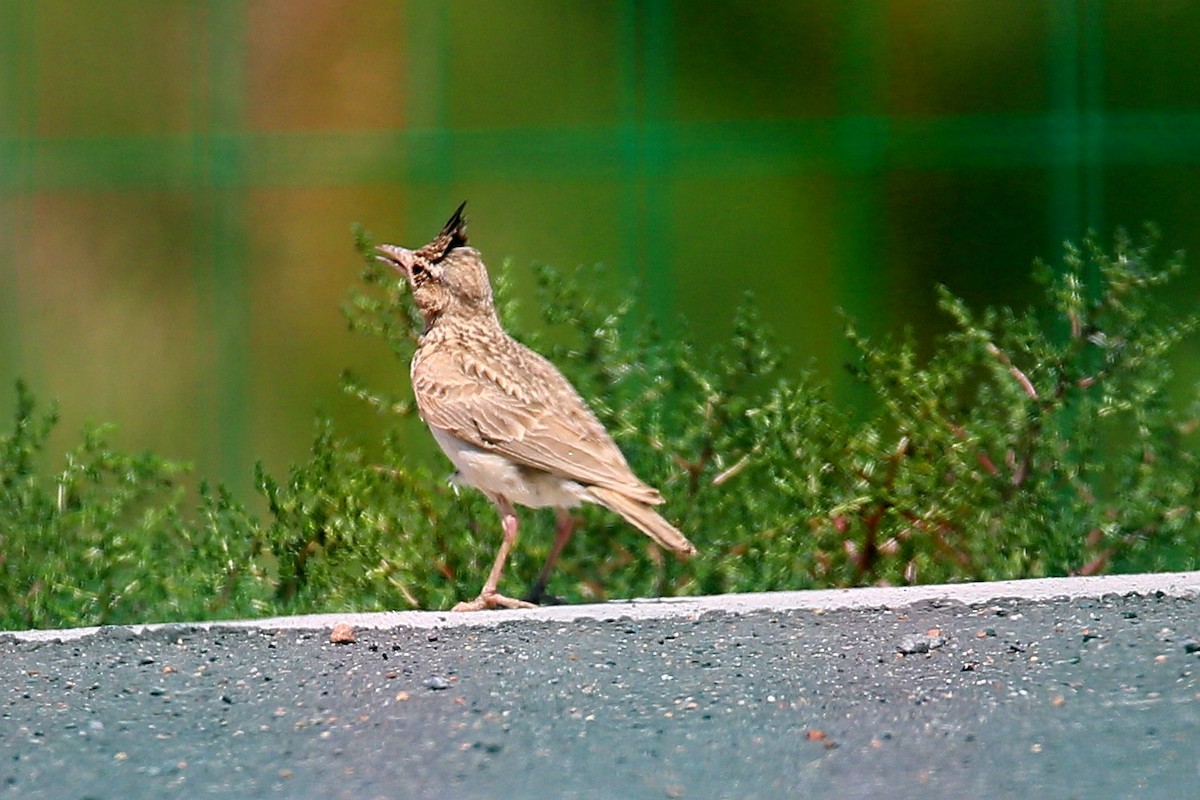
top-left (419, 201), bottom-right (469, 261)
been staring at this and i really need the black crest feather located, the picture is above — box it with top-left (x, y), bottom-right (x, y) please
top-left (416, 201), bottom-right (469, 261)
top-left (441, 201), bottom-right (469, 249)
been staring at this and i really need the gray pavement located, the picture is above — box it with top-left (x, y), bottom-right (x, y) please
top-left (3, 572), bottom-right (1200, 799)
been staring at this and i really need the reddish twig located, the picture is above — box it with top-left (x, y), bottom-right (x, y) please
top-left (986, 342), bottom-right (1038, 400)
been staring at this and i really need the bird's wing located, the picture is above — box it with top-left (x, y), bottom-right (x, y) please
top-left (412, 344), bottom-right (663, 505)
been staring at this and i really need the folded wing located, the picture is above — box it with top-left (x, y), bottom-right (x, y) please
top-left (413, 343), bottom-right (664, 506)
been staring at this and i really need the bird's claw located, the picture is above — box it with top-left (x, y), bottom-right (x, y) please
top-left (452, 591), bottom-right (536, 612)
top-left (521, 587), bottom-right (566, 606)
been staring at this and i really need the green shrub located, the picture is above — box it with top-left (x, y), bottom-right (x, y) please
top-left (2, 228), bottom-right (1197, 629)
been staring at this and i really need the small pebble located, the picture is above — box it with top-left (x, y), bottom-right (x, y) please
top-left (424, 675), bottom-right (451, 691)
top-left (896, 633), bottom-right (945, 655)
top-left (329, 624), bottom-right (356, 645)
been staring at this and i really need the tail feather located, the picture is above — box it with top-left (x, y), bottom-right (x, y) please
top-left (589, 486), bottom-right (697, 556)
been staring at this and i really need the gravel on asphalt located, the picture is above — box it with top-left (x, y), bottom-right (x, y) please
top-left (2, 577), bottom-right (1199, 799)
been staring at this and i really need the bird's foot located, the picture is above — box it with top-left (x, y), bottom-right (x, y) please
top-left (521, 587), bottom-right (566, 606)
top-left (451, 591), bottom-right (537, 612)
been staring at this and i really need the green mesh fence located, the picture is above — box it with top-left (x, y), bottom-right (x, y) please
top-left (2, 1), bottom-right (1199, 490)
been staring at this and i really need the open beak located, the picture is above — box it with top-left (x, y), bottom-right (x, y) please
top-left (374, 244), bottom-right (411, 274)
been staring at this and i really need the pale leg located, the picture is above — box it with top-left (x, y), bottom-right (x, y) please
top-left (453, 495), bottom-right (536, 611)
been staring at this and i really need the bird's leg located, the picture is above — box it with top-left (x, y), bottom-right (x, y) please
top-left (524, 507), bottom-right (576, 605)
top-left (453, 495), bottom-right (536, 612)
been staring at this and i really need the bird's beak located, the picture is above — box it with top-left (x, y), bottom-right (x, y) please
top-left (374, 244), bottom-right (412, 274)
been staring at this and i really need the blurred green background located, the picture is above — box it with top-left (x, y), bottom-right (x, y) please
top-left (2, 1), bottom-right (1200, 501)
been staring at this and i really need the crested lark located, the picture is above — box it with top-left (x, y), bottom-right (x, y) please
top-left (376, 203), bottom-right (696, 611)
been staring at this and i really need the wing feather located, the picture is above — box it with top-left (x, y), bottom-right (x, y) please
top-left (413, 341), bottom-right (662, 504)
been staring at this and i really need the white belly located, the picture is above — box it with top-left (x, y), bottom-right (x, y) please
top-left (429, 427), bottom-right (588, 509)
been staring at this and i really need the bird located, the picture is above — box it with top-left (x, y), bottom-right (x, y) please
top-left (375, 202), bottom-right (697, 611)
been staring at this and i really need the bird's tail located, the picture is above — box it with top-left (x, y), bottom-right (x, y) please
top-left (589, 486), bottom-right (697, 556)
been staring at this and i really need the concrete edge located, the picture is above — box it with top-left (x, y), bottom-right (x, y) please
top-left (7, 571), bottom-right (1200, 643)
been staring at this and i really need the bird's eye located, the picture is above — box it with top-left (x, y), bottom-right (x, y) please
top-left (411, 262), bottom-right (427, 278)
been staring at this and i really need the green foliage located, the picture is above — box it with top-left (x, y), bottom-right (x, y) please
top-left (0, 382), bottom-right (191, 628)
top-left (823, 229), bottom-right (1200, 583)
top-left (2, 228), bottom-right (1198, 630)
top-left (338, 225), bottom-right (1200, 597)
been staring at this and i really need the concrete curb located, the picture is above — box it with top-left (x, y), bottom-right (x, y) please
top-left (9, 570), bottom-right (1200, 642)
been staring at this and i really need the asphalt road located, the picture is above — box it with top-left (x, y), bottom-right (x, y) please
top-left (3, 572), bottom-right (1199, 800)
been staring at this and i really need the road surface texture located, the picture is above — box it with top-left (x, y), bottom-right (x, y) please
top-left (3, 572), bottom-right (1199, 799)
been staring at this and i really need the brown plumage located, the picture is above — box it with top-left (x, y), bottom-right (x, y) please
top-left (376, 203), bottom-right (695, 611)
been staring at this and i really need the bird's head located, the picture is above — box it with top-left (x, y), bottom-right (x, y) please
top-left (375, 202), bottom-right (495, 326)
